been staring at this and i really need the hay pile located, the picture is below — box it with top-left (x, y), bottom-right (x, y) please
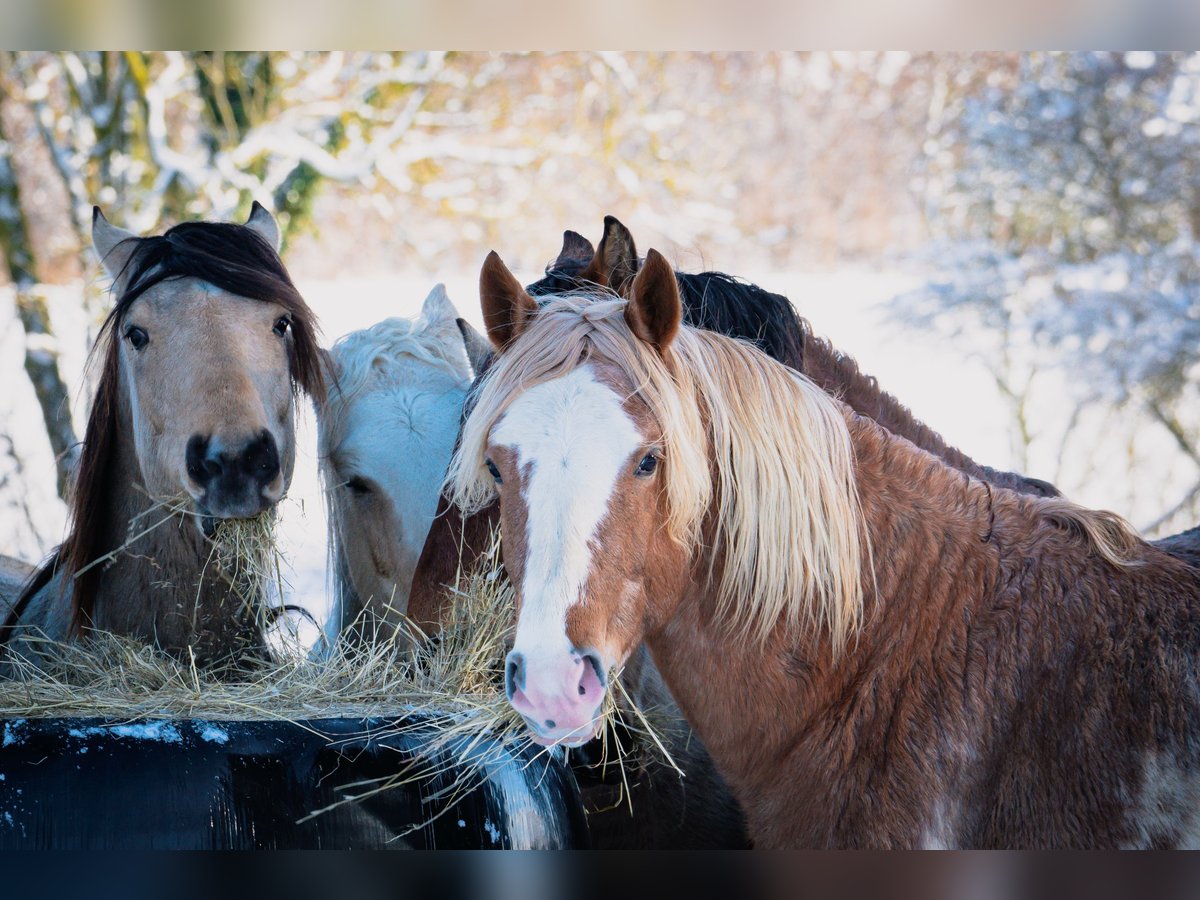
top-left (0, 525), bottom-right (677, 830)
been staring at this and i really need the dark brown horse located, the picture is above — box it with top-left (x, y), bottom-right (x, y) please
top-left (4, 205), bottom-right (324, 669)
top-left (458, 248), bottom-right (1200, 848)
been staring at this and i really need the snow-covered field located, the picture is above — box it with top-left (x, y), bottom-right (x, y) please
top-left (1, 267), bottom-right (1194, 625)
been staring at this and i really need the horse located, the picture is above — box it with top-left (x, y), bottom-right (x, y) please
top-left (408, 217), bottom-right (1063, 631)
top-left (314, 285), bottom-right (477, 652)
top-left (449, 247), bottom-right (1200, 848)
top-left (3, 204), bottom-right (325, 670)
top-left (402, 217), bottom-right (1074, 849)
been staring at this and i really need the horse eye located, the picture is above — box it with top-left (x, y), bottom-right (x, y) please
top-left (124, 326), bottom-right (149, 351)
top-left (635, 453), bottom-right (659, 477)
top-left (345, 476), bottom-right (372, 497)
top-left (273, 316), bottom-right (291, 337)
top-left (486, 459), bottom-right (503, 484)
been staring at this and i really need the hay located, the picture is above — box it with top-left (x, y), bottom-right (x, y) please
top-left (0, 531), bottom-right (680, 836)
top-left (204, 511), bottom-right (288, 624)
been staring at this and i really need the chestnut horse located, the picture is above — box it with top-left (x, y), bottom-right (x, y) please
top-left (404, 217), bottom-right (1070, 849)
top-left (451, 248), bottom-right (1200, 849)
top-left (3, 205), bottom-right (324, 669)
top-left (408, 217), bottom-right (1061, 631)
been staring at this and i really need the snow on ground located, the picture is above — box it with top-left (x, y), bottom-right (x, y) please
top-left (1, 267), bottom-right (1195, 627)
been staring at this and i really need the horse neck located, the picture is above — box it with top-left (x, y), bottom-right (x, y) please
top-left (799, 332), bottom-right (993, 482)
top-left (644, 413), bottom-right (1013, 844)
top-left (85, 400), bottom-right (265, 662)
top-left (407, 498), bottom-right (500, 634)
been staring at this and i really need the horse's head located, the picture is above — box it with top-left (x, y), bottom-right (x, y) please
top-left (317, 286), bottom-right (477, 623)
top-left (89, 205), bottom-right (323, 536)
top-left (527, 216), bottom-right (639, 299)
top-left (450, 249), bottom-right (696, 746)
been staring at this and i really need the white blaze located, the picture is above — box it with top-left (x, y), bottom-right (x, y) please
top-left (493, 365), bottom-right (642, 660)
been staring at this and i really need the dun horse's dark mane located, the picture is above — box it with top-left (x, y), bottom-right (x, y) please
top-left (18, 219), bottom-right (325, 636)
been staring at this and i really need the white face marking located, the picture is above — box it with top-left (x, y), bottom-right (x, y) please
top-left (493, 365), bottom-right (642, 662)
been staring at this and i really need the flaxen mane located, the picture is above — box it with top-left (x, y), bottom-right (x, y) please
top-left (450, 293), bottom-right (1145, 650)
top-left (531, 255), bottom-right (1060, 499)
top-left (19, 220), bottom-right (324, 634)
top-left (448, 293), bottom-right (867, 649)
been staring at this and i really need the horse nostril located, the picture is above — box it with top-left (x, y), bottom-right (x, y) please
top-left (504, 651), bottom-right (526, 701)
top-left (579, 650), bottom-right (606, 695)
top-left (240, 430), bottom-right (280, 487)
top-left (186, 434), bottom-right (212, 482)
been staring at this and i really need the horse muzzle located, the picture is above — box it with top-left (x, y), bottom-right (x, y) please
top-left (505, 647), bottom-right (608, 747)
top-left (185, 429), bottom-right (283, 529)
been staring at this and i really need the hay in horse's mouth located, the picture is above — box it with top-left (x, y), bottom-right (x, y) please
top-left (202, 509), bottom-right (286, 625)
top-left (0, 533), bottom-right (679, 834)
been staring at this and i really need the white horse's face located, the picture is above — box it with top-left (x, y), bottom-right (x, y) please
top-left (320, 287), bottom-right (475, 620)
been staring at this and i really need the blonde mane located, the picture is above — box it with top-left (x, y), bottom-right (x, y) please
top-left (319, 313), bottom-right (471, 455)
top-left (447, 293), bottom-right (868, 650)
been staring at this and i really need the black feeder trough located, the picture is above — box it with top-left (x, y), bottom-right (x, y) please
top-left (0, 716), bottom-right (589, 849)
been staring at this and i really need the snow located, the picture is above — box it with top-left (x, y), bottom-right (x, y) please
top-left (197, 724), bottom-right (229, 745)
top-left (483, 817), bottom-right (500, 845)
top-left (1, 721), bottom-right (25, 749)
top-left (68, 722), bottom-right (183, 743)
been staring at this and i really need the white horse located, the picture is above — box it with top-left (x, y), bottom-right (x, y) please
top-left (315, 285), bottom-right (487, 651)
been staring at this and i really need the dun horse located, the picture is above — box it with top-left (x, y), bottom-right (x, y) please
top-left (3, 205), bottom-right (324, 668)
top-left (451, 248), bottom-right (1200, 849)
top-left (315, 285), bottom-right (477, 650)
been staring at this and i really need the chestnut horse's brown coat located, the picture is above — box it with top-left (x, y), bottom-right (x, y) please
top-left (654, 413), bottom-right (1200, 847)
top-left (464, 251), bottom-right (1200, 848)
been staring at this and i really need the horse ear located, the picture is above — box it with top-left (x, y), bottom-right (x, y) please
top-left (625, 249), bottom-right (681, 353)
top-left (580, 215), bottom-right (639, 294)
top-left (552, 230), bottom-right (595, 269)
top-left (457, 318), bottom-right (493, 375)
top-left (317, 346), bottom-right (341, 402)
top-left (91, 207), bottom-right (139, 280)
top-left (480, 251), bottom-right (537, 351)
top-left (245, 201), bottom-right (282, 252)
top-left (420, 283), bottom-right (459, 325)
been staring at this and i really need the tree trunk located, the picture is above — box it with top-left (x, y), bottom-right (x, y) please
top-left (0, 94), bottom-right (80, 501)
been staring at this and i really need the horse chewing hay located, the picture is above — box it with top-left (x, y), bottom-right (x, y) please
top-left (456, 247), bottom-right (1200, 848)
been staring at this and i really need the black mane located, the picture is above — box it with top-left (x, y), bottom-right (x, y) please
top-left (527, 260), bottom-right (806, 370)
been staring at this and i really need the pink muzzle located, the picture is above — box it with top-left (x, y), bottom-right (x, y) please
top-left (505, 648), bottom-right (607, 747)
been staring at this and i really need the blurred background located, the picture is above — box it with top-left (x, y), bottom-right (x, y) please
top-left (1, 51), bottom-right (1198, 618)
